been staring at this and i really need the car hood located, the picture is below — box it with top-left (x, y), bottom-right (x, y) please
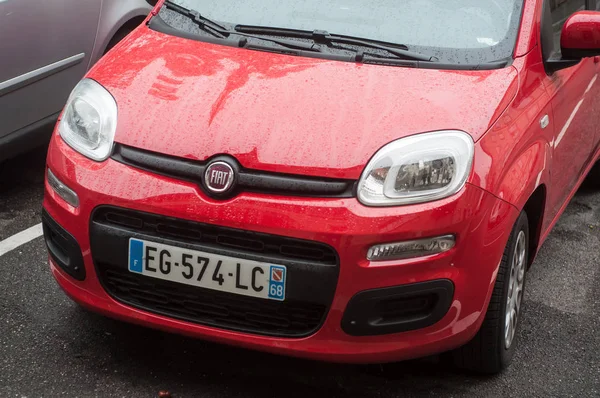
top-left (89, 27), bottom-right (518, 180)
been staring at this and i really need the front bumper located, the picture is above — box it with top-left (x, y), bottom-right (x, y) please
top-left (44, 134), bottom-right (519, 363)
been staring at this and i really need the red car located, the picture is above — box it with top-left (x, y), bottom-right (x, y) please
top-left (42, 0), bottom-right (600, 373)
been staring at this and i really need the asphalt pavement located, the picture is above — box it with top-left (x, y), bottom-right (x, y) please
top-left (1, 149), bottom-right (599, 397)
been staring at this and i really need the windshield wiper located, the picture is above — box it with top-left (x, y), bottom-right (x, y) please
top-left (235, 26), bottom-right (436, 62)
top-left (163, 1), bottom-right (321, 52)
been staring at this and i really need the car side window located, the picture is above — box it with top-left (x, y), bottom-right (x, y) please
top-left (549, 0), bottom-right (586, 53)
top-left (595, 0), bottom-right (600, 10)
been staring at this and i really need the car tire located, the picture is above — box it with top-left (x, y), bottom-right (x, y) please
top-left (451, 211), bottom-right (529, 374)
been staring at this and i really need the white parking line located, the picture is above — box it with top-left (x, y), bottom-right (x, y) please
top-left (0, 223), bottom-right (43, 257)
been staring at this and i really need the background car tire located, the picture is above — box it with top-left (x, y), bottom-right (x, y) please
top-left (451, 211), bottom-right (529, 374)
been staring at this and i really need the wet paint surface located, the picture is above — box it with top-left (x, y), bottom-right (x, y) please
top-left (88, 25), bottom-right (518, 179)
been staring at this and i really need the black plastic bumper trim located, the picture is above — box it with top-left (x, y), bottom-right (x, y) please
top-left (41, 209), bottom-right (86, 281)
top-left (89, 206), bottom-right (340, 337)
top-left (341, 279), bottom-right (454, 336)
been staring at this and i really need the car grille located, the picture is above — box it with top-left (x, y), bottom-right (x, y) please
top-left (99, 266), bottom-right (326, 336)
top-left (90, 207), bottom-right (339, 337)
top-left (110, 144), bottom-right (355, 199)
top-left (97, 207), bottom-right (337, 266)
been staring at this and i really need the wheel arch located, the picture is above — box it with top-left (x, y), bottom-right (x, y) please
top-left (522, 183), bottom-right (546, 268)
top-left (103, 15), bottom-right (148, 55)
top-left (474, 135), bottom-right (551, 268)
top-left (88, 0), bottom-right (153, 67)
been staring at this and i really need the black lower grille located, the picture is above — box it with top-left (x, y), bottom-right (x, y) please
top-left (95, 207), bottom-right (338, 266)
top-left (100, 266), bottom-right (326, 336)
top-left (90, 206), bottom-right (339, 337)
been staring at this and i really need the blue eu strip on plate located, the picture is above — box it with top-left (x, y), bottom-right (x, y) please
top-left (129, 238), bottom-right (144, 273)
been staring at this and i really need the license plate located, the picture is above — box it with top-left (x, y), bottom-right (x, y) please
top-left (127, 238), bottom-right (286, 301)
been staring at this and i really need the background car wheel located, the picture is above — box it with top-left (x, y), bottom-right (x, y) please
top-left (451, 211), bottom-right (529, 374)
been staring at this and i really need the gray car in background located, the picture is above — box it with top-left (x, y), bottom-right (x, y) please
top-left (0, 0), bottom-right (154, 162)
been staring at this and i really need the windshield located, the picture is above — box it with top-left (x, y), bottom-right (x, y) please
top-left (164, 0), bottom-right (524, 65)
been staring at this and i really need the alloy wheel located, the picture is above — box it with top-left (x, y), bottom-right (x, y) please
top-left (505, 230), bottom-right (526, 349)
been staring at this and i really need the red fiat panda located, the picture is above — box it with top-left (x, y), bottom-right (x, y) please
top-left (42, 0), bottom-right (600, 373)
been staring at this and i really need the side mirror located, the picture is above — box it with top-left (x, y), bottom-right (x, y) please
top-left (561, 11), bottom-right (600, 59)
top-left (545, 11), bottom-right (600, 73)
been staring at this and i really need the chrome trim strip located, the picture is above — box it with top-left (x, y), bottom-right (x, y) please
top-left (0, 53), bottom-right (85, 97)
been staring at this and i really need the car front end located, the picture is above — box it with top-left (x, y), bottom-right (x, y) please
top-left (43, 0), bottom-right (524, 364)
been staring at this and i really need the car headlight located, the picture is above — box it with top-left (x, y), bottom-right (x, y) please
top-left (357, 131), bottom-right (474, 206)
top-left (58, 79), bottom-right (117, 161)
